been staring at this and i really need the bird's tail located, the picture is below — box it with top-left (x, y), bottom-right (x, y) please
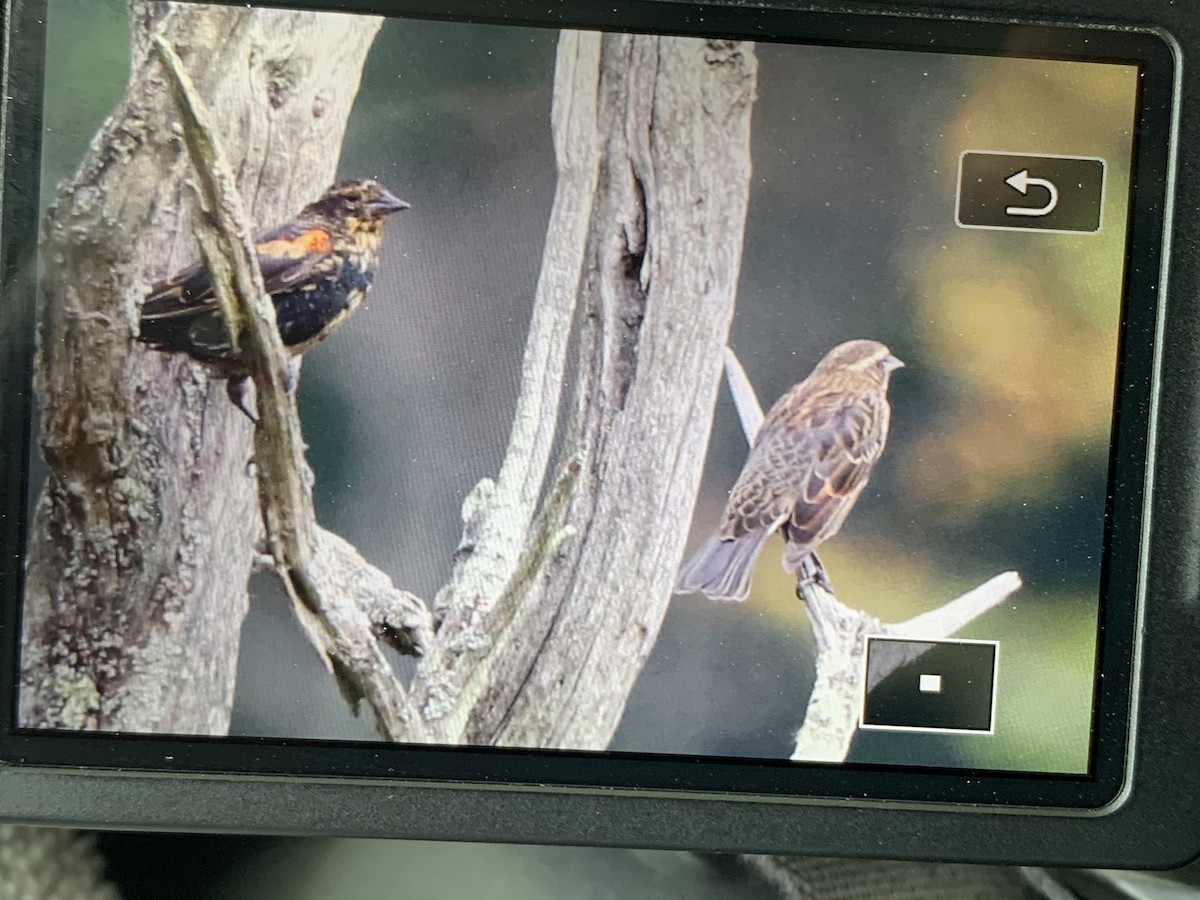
top-left (674, 530), bottom-right (772, 602)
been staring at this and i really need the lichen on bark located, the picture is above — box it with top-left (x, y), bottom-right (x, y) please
top-left (20, 2), bottom-right (383, 734)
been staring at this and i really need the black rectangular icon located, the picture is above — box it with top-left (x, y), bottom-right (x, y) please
top-left (956, 151), bottom-right (1105, 234)
top-left (861, 638), bottom-right (998, 733)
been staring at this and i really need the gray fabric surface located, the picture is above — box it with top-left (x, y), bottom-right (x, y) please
top-left (0, 827), bottom-right (120, 900)
top-left (747, 855), bottom-right (1032, 900)
top-left (0, 827), bottom-right (1044, 900)
top-left (26, 825), bottom-right (1188, 899)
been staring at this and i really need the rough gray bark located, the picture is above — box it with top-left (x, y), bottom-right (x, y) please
top-left (461, 34), bottom-right (759, 749)
top-left (409, 31), bottom-right (608, 741)
top-left (398, 31), bottom-right (758, 747)
top-left (792, 573), bottom-right (1020, 761)
top-left (20, 2), bottom-right (382, 734)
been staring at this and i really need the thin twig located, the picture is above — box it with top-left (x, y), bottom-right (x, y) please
top-left (894, 571), bottom-right (1022, 639)
top-left (151, 35), bottom-right (308, 565)
top-left (724, 346), bottom-right (765, 441)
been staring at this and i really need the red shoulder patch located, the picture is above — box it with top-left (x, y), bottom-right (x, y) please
top-left (258, 228), bottom-right (332, 259)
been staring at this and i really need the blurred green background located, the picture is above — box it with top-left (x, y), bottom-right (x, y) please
top-left (36, 0), bottom-right (1138, 775)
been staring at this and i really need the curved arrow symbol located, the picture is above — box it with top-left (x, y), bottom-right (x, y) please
top-left (1004, 169), bottom-right (1059, 217)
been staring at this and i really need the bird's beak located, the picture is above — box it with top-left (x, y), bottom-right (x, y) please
top-left (369, 190), bottom-right (411, 216)
top-left (883, 354), bottom-right (905, 373)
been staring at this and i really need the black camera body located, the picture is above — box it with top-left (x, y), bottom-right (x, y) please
top-left (0, 0), bottom-right (1196, 869)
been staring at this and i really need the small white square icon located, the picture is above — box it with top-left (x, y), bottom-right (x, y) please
top-left (861, 637), bottom-right (998, 733)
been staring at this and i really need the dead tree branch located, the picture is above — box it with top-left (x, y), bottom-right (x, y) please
top-left (721, 347), bottom-right (1022, 763)
top-left (403, 32), bottom-right (760, 748)
top-left (21, 2), bottom-right (384, 734)
top-left (410, 31), bottom-right (606, 741)
top-left (151, 35), bottom-right (431, 740)
top-left (459, 35), bottom-right (760, 750)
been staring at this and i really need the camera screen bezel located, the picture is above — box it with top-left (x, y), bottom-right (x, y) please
top-left (0, 0), bottom-right (1176, 815)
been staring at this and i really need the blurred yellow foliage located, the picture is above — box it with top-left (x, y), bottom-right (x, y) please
top-left (900, 56), bottom-right (1136, 514)
top-left (939, 56), bottom-right (1138, 168)
top-left (907, 245), bottom-right (1117, 509)
top-left (745, 534), bottom-right (946, 626)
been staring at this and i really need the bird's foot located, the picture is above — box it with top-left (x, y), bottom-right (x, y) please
top-left (798, 553), bottom-right (836, 595)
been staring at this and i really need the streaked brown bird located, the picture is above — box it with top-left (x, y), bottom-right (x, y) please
top-left (675, 339), bottom-right (904, 602)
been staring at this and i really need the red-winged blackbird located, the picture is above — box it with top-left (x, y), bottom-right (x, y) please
top-left (138, 179), bottom-right (408, 401)
top-left (675, 339), bottom-right (904, 602)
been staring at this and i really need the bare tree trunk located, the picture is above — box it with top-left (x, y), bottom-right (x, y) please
top-left (19, 2), bottom-right (381, 734)
top-left (462, 34), bottom-right (759, 749)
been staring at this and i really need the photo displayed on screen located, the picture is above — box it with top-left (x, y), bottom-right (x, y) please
top-left (18, 0), bottom-right (1139, 777)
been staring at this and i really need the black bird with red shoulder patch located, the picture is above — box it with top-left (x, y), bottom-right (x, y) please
top-left (138, 178), bottom-right (408, 383)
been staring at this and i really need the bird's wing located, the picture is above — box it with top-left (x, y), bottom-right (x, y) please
top-left (783, 390), bottom-right (888, 552)
top-left (140, 221), bottom-right (338, 322)
top-left (720, 388), bottom-right (887, 549)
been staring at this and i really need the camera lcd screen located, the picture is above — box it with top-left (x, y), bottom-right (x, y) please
top-left (1, 0), bottom-right (1171, 804)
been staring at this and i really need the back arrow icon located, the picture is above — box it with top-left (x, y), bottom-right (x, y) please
top-left (1004, 169), bottom-right (1059, 217)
